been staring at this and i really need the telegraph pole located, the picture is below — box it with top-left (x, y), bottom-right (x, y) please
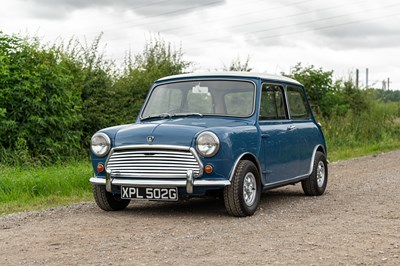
top-left (366, 68), bottom-right (369, 89)
top-left (356, 69), bottom-right (359, 89)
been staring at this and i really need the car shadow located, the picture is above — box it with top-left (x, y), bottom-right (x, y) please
top-left (116, 185), bottom-right (306, 218)
top-left (261, 186), bottom-right (305, 206)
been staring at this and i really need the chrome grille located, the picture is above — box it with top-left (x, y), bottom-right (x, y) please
top-left (106, 147), bottom-right (201, 178)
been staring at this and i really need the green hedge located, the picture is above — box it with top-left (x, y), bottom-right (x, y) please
top-left (0, 33), bottom-right (83, 164)
top-left (0, 33), bottom-right (190, 165)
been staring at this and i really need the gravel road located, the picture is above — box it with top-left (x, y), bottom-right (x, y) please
top-left (1, 151), bottom-right (399, 265)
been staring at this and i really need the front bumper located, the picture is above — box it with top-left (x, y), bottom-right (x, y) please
top-left (89, 170), bottom-right (230, 194)
top-left (90, 144), bottom-right (231, 194)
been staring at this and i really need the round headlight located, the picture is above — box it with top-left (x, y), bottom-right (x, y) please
top-left (196, 131), bottom-right (220, 157)
top-left (91, 132), bottom-right (111, 157)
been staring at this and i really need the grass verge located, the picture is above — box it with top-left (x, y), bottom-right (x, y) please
top-left (328, 140), bottom-right (400, 162)
top-left (0, 161), bottom-right (93, 215)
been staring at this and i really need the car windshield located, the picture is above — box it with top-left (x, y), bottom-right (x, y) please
top-left (141, 80), bottom-right (255, 119)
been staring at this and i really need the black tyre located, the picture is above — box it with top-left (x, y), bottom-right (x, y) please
top-left (302, 151), bottom-right (328, 196)
top-left (92, 185), bottom-right (130, 211)
top-left (223, 160), bottom-right (261, 217)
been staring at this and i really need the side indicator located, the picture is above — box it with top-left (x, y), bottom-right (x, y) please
top-left (97, 163), bottom-right (105, 173)
top-left (205, 164), bottom-right (213, 174)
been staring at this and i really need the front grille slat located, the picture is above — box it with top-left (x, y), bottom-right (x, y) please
top-left (112, 150), bottom-right (194, 156)
top-left (107, 164), bottom-right (199, 169)
top-left (108, 157), bottom-right (197, 163)
top-left (106, 147), bottom-right (201, 179)
top-left (107, 161), bottom-right (199, 166)
top-left (107, 165), bottom-right (199, 170)
top-left (111, 154), bottom-right (195, 159)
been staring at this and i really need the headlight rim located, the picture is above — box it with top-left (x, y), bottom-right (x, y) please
top-left (196, 131), bottom-right (220, 158)
top-left (90, 132), bottom-right (111, 157)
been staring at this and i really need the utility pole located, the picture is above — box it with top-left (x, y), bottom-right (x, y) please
top-left (387, 77), bottom-right (390, 90)
top-left (366, 68), bottom-right (369, 89)
top-left (356, 69), bottom-right (359, 89)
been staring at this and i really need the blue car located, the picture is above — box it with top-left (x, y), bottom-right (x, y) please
top-left (89, 72), bottom-right (328, 217)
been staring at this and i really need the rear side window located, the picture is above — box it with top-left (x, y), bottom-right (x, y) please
top-left (260, 84), bottom-right (287, 120)
top-left (287, 86), bottom-right (311, 120)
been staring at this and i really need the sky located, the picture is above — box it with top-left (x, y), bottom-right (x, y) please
top-left (1, 0), bottom-right (400, 90)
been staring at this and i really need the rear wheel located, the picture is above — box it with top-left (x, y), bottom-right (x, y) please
top-left (92, 185), bottom-right (130, 211)
top-left (302, 151), bottom-right (328, 196)
top-left (224, 160), bottom-right (261, 217)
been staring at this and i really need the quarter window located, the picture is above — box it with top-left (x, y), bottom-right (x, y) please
top-left (287, 86), bottom-right (311, 120)
top-left (260, 84), bottom-right (287, 120)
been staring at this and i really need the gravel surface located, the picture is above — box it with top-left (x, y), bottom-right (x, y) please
top-left (1, 151), bottom-right (399, 265)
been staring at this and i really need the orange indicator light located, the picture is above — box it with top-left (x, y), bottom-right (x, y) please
top-left (205, 164), bottom-right (213, 174)
top-left (97, 163), bottom-right (105, 173)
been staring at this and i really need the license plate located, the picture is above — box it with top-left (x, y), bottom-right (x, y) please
top-left (121, 186), bottom-right (178, 201)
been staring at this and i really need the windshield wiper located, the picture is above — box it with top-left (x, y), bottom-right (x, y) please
top-left (171, 112), bottom-right (203, 118)
top-left (141, 112), bottom-right (203, 121)
top-left (141, 113), bottom-right (172, 121)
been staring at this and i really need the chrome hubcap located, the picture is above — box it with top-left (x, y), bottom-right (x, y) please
top-left (317, 161), bottom-right (326, 187)
top-left (243, 173), bottom-right (257, 206)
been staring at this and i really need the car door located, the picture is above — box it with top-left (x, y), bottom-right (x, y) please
top-left (286, 85), bottom-right (315, 176)
top-left (259, 83), bottom-right (300, 184)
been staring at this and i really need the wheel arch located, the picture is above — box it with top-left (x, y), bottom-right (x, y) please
top-left (316, 144), bottom-right (326, 156)
top-left (307, 145), bottom-right (328, 176)
top-left (302, 144), bottom-right (329, 196)
top-left (228, 152), bottom-right (262, 183)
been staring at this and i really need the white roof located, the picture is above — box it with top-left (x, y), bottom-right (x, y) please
top-left (156, 71), bottom-right (301, 85)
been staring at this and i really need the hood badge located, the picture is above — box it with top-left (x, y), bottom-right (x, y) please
top-left (147, 136), bottom-right (155, 144)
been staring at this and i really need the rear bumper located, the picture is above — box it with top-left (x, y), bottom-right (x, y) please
top-left (89, 172), bottom-right (230, 194)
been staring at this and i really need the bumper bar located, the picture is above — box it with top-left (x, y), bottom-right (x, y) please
top-left (89, 175), bottom-right (230, 194)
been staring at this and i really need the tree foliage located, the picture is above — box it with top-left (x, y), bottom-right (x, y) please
top-left (0, 32), bottom-right (82, 164)
top-left (115, 36), bottom-right (192, 122)
top-left (285, 63), bottom-right (369, 117)
top-left (367, 88), bottom-right (400, 102)
top-left (58, 35), bottom-right (121, 148)
top-left (224, 56), bottom-right (252, 72)
top-left (0, 33), bottom-right (191, 165)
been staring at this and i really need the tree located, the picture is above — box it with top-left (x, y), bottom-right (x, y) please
top-left (114, 36), bottom-right (192, 122)
top-left (0, 32), bottom-right (83, 164)
top-left (224, 56), bottom-right (252, 72)
top-left (285, 63), bottom-right (333, 114)
top-left (62, 35), bottom-right (120, 148)
top-left (285, 64), bottom-right (370, 117)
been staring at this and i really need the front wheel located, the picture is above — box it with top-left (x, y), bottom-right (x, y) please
top-left (224, 160), bottom-right (261, 217)
top-left (302, 151), bottom-right (328, 196)
top-left (92, 185), bottom-right (130, 211)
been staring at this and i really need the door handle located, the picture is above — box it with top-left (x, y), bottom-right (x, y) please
top-left (287, 125), bottom-right (296, 131)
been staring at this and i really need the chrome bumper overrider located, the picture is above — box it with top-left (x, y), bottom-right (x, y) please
top-left (89, 170), bottom-right (230, 194)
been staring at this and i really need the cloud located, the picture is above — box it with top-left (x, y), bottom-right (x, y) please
top-left (242, 0), bottom-right (400, 50)
top-left (315, 19), bottom-right (400, 49)
top-left (24, 0), bottom-right (225, 19)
